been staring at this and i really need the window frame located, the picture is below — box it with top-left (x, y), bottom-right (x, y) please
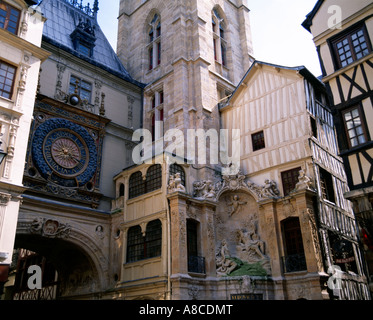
top-left (341, 105), bottom-right (369, 149)
top-left (330, 23), bottom-right (372, 70)
top-left (69, 75), bottom-right (92, 103)
top-left (0, 1), bottom-right (21, 35)
top-left (319, 167), bottom-right (336, 204)
top-left (281, 167), bottom-right (302, 196)
top-left (0, 59), bottom-right (17, 100)
top-left (212, 9), bottom-right (227, 67)
top-left (251, 130), bottom-right (265, 152)
top-left (128, 165), bottom-right (163, 200)
top-left (147, 14), bottom-right (161, 71)
top-left (126, 225), bottom-right (144, 263)
top-left (149, 90), bottom-right (164, 141)
top-left (126, 220), bottom-right (162, 263)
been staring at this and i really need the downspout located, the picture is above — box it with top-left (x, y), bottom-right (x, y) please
top-left (164, 163), bottom-right (171, 300)
top-left (166, 197), bottom-right (172, 300)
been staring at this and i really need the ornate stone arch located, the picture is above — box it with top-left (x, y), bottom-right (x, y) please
top-left (16, 215), bottom-right (109, 297)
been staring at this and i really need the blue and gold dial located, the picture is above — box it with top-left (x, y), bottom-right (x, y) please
top-left (32, 118), bottom-right (98, 188)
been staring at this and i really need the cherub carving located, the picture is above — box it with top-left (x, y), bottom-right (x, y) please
top-left (227, 195), bottom-right (247, 216)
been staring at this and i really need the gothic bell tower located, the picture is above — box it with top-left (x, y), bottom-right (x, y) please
top-left (117, 0), bottom-right (254, 140)
top-left (115, 0), bottom-right (255, 299)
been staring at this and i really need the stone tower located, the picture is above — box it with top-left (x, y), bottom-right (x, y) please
top-left (117, 0), bottom-right (254, 174)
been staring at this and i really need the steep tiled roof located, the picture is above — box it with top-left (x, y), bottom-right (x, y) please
top-left (37, 0), bottom-right (143, 86)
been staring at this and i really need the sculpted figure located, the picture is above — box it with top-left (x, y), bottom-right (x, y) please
top-left (261, 179), bottom-right (280, 198)
top-left (216, 239), bottom-right (237, 276)
top-left (227, 195), bottom-right (247, 217)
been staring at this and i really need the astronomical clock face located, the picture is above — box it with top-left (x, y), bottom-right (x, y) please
top-left (32, 118), bottom-right (98, 188)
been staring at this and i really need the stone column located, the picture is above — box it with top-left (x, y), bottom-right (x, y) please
top-left (200, 201), bottom-right (217, 276)
top-left (168, 193), bottom-right (189, 275)
top-left (258, 198), bottom-right (286, 300)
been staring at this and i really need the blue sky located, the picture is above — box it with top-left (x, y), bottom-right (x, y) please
top-left (98, 0), bottom-right (322, 77)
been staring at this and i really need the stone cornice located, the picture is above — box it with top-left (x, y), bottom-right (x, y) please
top-left (0, 29), bottom-right (50, 62)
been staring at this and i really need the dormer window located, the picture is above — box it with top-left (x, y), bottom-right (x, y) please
top-left (70, 18), bottom-right (97, 58)
top-left (0, 0), bottom-right (20, 35)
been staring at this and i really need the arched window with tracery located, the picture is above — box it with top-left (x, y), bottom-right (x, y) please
top-left (212, 8), bottom-right (227, 67)
top-left (147, 13), bottom-right (161, 71)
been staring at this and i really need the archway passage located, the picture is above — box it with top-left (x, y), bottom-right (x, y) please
top-left (4, 234), bottom-right (100, 300)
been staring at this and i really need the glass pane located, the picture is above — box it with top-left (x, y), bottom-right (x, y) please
top-left (80, 89), bottom-right (91, 101)
top-left (351, 108), bottom-right (359, 118)
top-left (353, 119), bottom-right (362, 128)
top-left (356, 126), bottom-right (363, 135)
top-left (358, 135), bottom-right (366, 144)
top-left (348, 129), bottom-right (356, 138)
top-left (343, 39), bottom-right (348, 45)
top-left (351, 138), bottom-right (358, 147)
top-left (345, 120), bottom-right (354, 130)
top-left (337, 42), bottom-right (343, 49)
top-left (344, 112), bottom-right (352, 121)
top-left (81, 81), bottom-right (91, 90)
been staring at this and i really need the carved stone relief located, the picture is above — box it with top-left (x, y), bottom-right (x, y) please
top-left (214, 191), bottom-right (271, 277)
top-left (192, 170), bottom-right (280, 202)
top-left (29, 217), bottom-right (71, 238)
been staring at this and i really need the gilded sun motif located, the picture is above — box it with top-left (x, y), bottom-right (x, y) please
top-left (51, 138), bottom-right (81, 169)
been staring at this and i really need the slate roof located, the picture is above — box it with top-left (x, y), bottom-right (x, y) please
top-left (36, 0), bottom-right (144, 87)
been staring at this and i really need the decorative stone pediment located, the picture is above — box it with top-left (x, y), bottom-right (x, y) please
top-left (192, 170), bottom-right (280, 202)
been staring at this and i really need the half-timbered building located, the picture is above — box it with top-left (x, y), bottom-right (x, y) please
top-left (303, 0), bottom-right (373, 294)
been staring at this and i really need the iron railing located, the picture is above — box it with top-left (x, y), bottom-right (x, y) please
top-left (282, 253), bottom-right (307, 273)
top-left (188, 255), bottom-right (206, 274)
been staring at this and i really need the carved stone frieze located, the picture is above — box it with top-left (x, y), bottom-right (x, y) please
top-left (29, 217), bottom-right (71, 238)
top-left (192, 170), bottom-right (280, 202)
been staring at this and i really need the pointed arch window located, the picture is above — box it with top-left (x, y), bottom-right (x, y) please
top-left (147, 13), bottom-right (161, 71)
top-left (212, 8), bottom-right (227, 67)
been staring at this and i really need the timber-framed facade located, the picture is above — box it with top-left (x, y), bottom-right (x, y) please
top-left (303, 0), bottom-right (373, 295)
